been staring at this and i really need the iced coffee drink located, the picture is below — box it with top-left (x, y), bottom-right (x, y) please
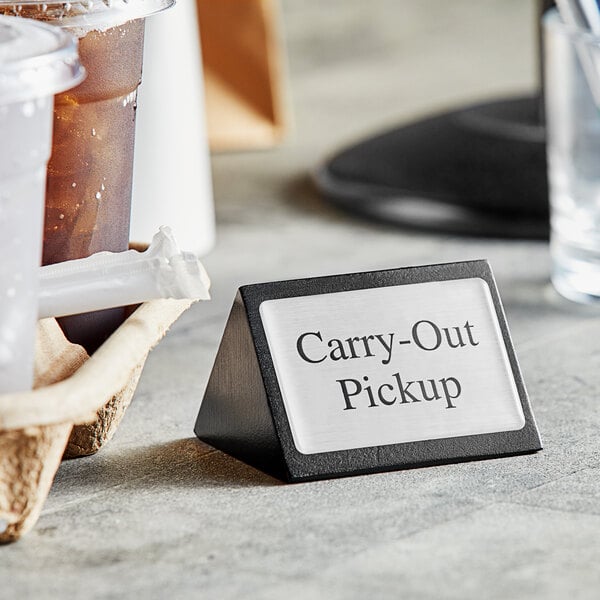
top-left (45, 19), bottom-right (145, 351)
top-left (0, 0), bottom-right (174, 352)
top-left (45, 20), bottom-right (145, 265)
top-left (0, 16), bottom-right (83, 392)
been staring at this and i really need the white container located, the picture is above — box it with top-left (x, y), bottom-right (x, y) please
top-left (0, 16), bottom-right (84, 392)
top-left (132, 0), bottom-right (215, 256)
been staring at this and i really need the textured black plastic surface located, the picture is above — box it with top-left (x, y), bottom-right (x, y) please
top-left (315, 96), bottom-right (548, 239)
top-left (194, 292), bottom-right (288, 480)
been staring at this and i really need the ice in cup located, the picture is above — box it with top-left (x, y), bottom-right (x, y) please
top-left (0, 15), bottom-right (83, 392)
top-left (0, 0), bottom-right (174, 352)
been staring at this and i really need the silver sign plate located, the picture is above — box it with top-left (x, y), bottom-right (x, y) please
top-left (259, 278), bottom-right (525, 455)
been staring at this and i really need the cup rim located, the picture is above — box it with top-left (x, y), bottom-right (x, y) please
top-left (0, 15), bottom-right (85, 104)
top-left (0, 0), bottom-right (175, 31)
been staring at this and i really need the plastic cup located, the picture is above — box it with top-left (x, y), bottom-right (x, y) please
top-left (0, 15), bottom-right (83, 393)
top-left (0, 0), bottom-right (174, 352)
top-left (545, 10), bottom-right (600, 302)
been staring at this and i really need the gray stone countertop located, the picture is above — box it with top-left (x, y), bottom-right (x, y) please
top-left (3, 1), bottom-right (600, 598)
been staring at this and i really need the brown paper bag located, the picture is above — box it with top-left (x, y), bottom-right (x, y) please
top-left (198, 0), bottom-right (288, 151)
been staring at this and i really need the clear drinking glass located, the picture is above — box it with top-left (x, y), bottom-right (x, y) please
top-left (0, 15), bottom-right (83, 392)
top-left (0, 0), bottom-right (174, 352)
top-left (545, 10), bottom-right (600, 302)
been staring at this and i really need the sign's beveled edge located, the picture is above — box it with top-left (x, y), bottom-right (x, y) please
top-left (240, 260), bottom-right (543, 482)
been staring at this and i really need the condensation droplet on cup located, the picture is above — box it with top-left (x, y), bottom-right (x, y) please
top-left (95, 192), bottom-right (102, 200)
top-left (91, 128), bottom-right (96, 136)
top-left (122, 91), bottom-right (137, 107)
top-left (59, 213), bottom-right (65, 220)
top-left (101, 183), bottom-right (105, 191)
top-left (0, 343), bottom-right (13, 367)
top-left (72, 182), bottom-right (77, 188)
top-left (1, 323), bottom-right (17, 343)
top-left (22, 102), bottom-right (35, 118)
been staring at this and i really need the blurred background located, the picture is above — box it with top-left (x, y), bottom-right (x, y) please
top-left (201, 0), bottom-right (540, 278)
top-left (279, 0), bottom-right (536, 151)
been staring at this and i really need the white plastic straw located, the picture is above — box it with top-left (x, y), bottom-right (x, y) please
top-left (38, 226), bottom-right (210, 319)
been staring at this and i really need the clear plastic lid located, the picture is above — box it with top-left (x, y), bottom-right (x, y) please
top-left (0, 1), bottom-right (175, 32)
top-left (0, 15), bottom-right (84, 104)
